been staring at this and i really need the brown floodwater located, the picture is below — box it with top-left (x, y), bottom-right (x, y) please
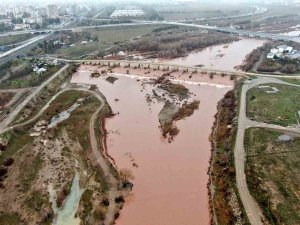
top-left (161, 38), bottom-right (266, 71)
top-left (71, 65), bottom-right (233, 225)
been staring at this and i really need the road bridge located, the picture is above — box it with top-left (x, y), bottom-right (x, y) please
top-left (48, 58), bottom-right (300, 79)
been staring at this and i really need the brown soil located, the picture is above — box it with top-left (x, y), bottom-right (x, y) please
top-left (0, 92), bottom-right (15, 108)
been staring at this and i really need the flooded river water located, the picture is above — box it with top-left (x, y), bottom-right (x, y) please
top-left (72, 69), bottom-right (232, 225)
top-left (162, 38), bottom-right (265, 71)
top-left (70, 38), bottom-right (262, 225)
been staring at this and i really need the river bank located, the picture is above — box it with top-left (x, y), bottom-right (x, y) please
top-left (71, 64), bottom-right (233, 225)
top-left (208, 80), bottom-right (250, 225)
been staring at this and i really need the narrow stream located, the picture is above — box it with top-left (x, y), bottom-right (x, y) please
top-left (48, 102), bottom-right (81, 128)
top-left (48, 172), bottom-right (84, 225)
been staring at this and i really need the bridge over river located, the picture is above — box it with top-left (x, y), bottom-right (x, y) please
top-left (50, 58), bottom-right (300, 79)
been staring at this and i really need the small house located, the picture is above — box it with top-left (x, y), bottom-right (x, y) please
top-left (267, 53), bottom-right (275, 59)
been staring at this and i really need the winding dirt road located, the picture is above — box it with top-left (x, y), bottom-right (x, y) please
top-left (235, 77), bottom-right (300, 225)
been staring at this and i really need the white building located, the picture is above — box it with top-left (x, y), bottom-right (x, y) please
top-left (14, 24), bottom-right (30, 30)
top-left (270, 48), bottom-right (279, 54)
top-left (267, 53), bottom-right (275, 59)
top-left (110, 6), bottom-right (145, 18)
top-left (23, 17), bottom-right (43, 25)
top-left (277, 45), bottom-right (293, 53)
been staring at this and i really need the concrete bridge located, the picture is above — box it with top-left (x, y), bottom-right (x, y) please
top-left (51, 58), bottom-right (300, 79)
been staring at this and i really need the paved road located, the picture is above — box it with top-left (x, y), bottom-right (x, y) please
top-left (234, 77), bottom-right (300, 225)
top-left (0, 64), bottom-right (69, 133)
top-left (1, 18), bottom-right (299, 43)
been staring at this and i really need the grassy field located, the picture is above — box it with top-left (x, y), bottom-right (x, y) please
top-left (57, 43), bottom-right (109, 59)
top-left (84, 25), bottom-right (164, 44)
top-left (280, 78), bottom-right (300, 85)
top-left (56, 25), bottom-right (165, 59)
top-left (244, 128), bottom-right (300, 225)
top-left (247, 83), bottom-right (300, 126)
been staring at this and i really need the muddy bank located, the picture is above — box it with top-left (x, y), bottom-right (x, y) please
top-left (208, 82), bottom-right (249, 225)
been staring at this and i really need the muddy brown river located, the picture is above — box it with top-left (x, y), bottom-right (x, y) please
top-left (71, 38), bottom-right (263, 225)
top-left (72, 70), bottom-right (232, 225)
top-left (162, 38), bottom-right (265, 71)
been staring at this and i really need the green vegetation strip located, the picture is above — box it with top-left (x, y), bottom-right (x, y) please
top-left (244, 128), bottom-right (300, 225)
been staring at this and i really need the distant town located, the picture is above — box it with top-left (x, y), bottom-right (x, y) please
top-left (0, 1), bottom-right (300, 225)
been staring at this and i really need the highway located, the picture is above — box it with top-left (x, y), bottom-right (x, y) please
top-left (1, 18), bottom-right (299, 43)
top-left (0, 34), bottom-right (52, 65)
top-left (1, 17), bottom-right (300, 65)
top-left (0, 35), bottom-right (48, 58)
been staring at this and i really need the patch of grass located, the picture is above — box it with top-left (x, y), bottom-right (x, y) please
top-left (85, 25), bottom-right (164, 44)
top-left (94, 167), bottom-right (109, 193)
top-left (41, 90), bottom-right (91, 121)
top-left (247, 83), bottom-right (300, 126)
top-left (280, 78), bottom-right (300, 85)
top-left (25, 190), bottom-right (48, 211)
top-left (57, 43), bottom-right (108, 59)
top-left (105, 76), bottom-right (118, 84)
top-left (19, 153), bottom-right (44, 192)
top-left (0, 130), bottom-right (33, 165)
top-left (0, 92), bottom-right (15, 107)
top-left (0, 212), bottom-right (22, 225)
top-left (245, 128), bottom-right (300, 225)
top-left (79, 189), bottom-right (93, 222)
top-left (0, 33), bottom-right (35, 46)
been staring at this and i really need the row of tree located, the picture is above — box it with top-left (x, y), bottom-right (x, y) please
top-left (126, 32), bottom-right (238, 58)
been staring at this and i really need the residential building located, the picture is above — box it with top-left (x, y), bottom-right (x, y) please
top-left (267, 53), bottom-right (275, 59)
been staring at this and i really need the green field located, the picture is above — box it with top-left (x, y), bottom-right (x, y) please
top-left (280, 78), bottom-right (300, 85)
top-left (247, 83), bottom-right (300, 126)
top-left (245, 128), bottom-right (300, 225)
top-left (57, 43), bottom-right (109, 59)
top-left (56, 25), bottom-right (165, 58)
top-left (84, 25), bottom-right (164, 44)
